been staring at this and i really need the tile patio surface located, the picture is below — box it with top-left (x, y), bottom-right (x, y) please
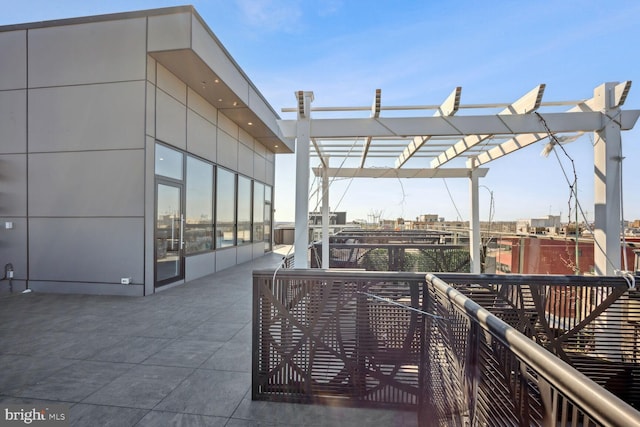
top-left (0, 252), bottom-right (417, 426)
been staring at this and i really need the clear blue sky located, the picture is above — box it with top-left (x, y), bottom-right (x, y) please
top-left (3, 1), bottom-right (639, 223)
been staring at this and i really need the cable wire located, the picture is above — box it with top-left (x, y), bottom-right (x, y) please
top-left (443, 178), bottom-right (463, 221)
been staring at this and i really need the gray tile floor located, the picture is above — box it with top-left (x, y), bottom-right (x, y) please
top-left (0, 253), bottom-right (417, 426)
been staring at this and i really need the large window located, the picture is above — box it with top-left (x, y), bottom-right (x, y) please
top-left (237, 176), bottom-right (252, 244)
top-left (216, 168), bottom-right (236, 248)
top-left (155, 144), bottom-right (183, 180)
top-left (253, 182), bottom-right (264, 242)
top-left (185, 156), bottom-right (213, 254)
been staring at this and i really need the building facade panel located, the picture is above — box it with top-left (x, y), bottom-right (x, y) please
top-left (187, 87), bottom-right (218, 125)
top-left (147, 12), bottom-right (192, 52)
top-left (253, 154), bottom-right (267, 183)
top-left (187, 109), bottom-right (217, 162)
top-left (253, 140), bottom-right (267, 158)
top-left (28, 150), bottom-right (145, 217)
top-left (266, 159), bottom-right (275, 186)
top-left (0, 90), bottom-right (27, 154)
top-left (252, 242), bottom-right (266, 259)
top-left (146, 81), bottom-right (156, 138)
top-left (238, 142), bottom-right (254, 177)
top-left (28, 217), bottom-right (144, 284)
top-left (215, 248), bottom-right (237, 272)
top-left (238, 128), bottom-right (253, 149)
top-left (0, 154), bottom-right (27, 216)
top-left (156, 88), bottom-right (187, 149)
top-left (185, 252), bottom-right (216, 281)
top-left (28, 18), bottom-right (147, 87)
top-left (217, 113), bottom-right (239, 139)
top-left (216, 128), bottom-right (239, 170)
top-left (0, 217), bottom-right (27, 287)
top-left (237, 244), bottom-right (253, 265)
top-left (0, 30), bottom-right (26, 90)
top-left (157, 63), bottom-right (187, 104)
top-left (28, 81), bottom-right (145, 152)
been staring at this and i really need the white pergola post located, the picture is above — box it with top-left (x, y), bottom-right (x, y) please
top-left (294, 91), bottom-right (314, 268)
top-left (321, 162), bottom-right (330, 269)
top-left (593, 83), bottom-right (623, 276)
top-left (469, 170), bottom-right (481, 273)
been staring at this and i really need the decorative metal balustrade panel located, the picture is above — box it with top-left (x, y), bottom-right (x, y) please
top-left (434, 274), bottom-right (640, 410)
top-left (253, 271), bottom-right (425, 408)
top-left (422, 275), bottom-right (639, 427)
top-left (253, 270), bottom-right (640, 426)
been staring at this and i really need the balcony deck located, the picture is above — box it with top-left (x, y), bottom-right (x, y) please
top-left (0, 252), bottom-right (416, 426)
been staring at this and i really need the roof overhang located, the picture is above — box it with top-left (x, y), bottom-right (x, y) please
top-left (150, 48), bottom-right (291, 153)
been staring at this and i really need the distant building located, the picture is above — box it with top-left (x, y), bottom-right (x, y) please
top-left (309, 211), bottom-right (347, 241)
top-left (494, 235), bottom-right (637, 275)
top-left (418, 214), bottom-right (439, 222)
top-left (516, 215), bottom-right (561, 234)
top-left (308, 211), bottom-right (347, 226)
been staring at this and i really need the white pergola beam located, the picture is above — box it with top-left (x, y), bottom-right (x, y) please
top-left (311, 138), bottom-right (328, 169)
top-left (294, 91), bottom-right (314, 268)
top-left (278, 111), bottom-right (619, 140)
top-left (466, 81), bottom-right (636, 167)
top-left (613, 80), bottom-right (632, 108)
top-left (312, 167), bottom-right (489, 179)
top-left (395, 87), bottom-right (461, 168)
top-left (430, 84), bottom-right (545, 168)
top-left (360, 89), bottom-right (382, 168)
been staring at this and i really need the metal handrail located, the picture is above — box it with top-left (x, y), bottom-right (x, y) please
top-left (426, 273), bottom-right (640, 427)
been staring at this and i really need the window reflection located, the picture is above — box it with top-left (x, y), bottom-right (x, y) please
top-left (185, 157), bottom-right (213, 254)
top-left (253, 182), bottom-right (264, 242)
top-left (237, 176), bottom-right (252, 244)
top-left (216, 168), bottom-right (236, 247)
top-left (155, 144), bottom-right (183, 180)
top-left (264, 185), bottom-right (272, 251)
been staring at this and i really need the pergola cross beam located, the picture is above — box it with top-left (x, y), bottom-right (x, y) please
top-left (360, 89), bottom-right (382, 168)
top-left (430, 84), bottom-right (546, 168)
top-left (467, 81), bottom-right (633, 168)
top-left (395, 87), bottom-right (461, 168)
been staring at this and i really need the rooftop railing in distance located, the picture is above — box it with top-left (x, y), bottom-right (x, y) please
top-left (331, 229), bottom-right (461, 245)
top-left (310, 242), bottom-right (471, 272)
top-left (423, 273), bottom-right (640, 427)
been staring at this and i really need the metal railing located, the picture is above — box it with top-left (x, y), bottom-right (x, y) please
top-left (331, 230), bottom-right (460, 245)
top-left (432, 273), bottom-right (640, 408)
top-left (253, 269), bottom-right (426, 408)
top-left (423, 273), bottom-right (640, 426)
top-left (252, 269), bottom-right (640, 426)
